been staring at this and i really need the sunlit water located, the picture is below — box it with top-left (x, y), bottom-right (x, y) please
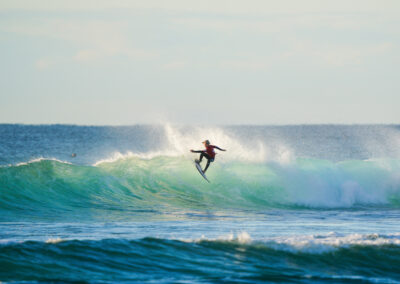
top-left (1, 124), bottom-right (400, 283)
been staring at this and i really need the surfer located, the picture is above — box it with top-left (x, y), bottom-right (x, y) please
top-left (190, 140), bottom-right (226, 173)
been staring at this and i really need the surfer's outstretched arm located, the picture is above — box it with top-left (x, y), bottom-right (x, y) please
top-left (190, 150), bottom-right (204, 153)
top-left (213, 146), bottom-right (226, 151)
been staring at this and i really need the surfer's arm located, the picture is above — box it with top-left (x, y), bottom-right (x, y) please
top-left (213, 146), bottom-right (226, 151)
top-left (190, 150), bottom-right (204, 153)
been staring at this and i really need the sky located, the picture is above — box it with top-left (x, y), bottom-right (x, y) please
top-left (0, 0), bottom-right (399, 125)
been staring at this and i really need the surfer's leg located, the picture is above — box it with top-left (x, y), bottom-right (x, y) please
top-left (199, 152), bottom-right (210, 163)
top-left (203, 158), bottom-right (212, 173)
top-left (199, 152), bottom-right (205, 163)
top-left (203, 160), bottom-right (210, 173)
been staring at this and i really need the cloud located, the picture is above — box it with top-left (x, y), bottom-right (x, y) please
top-left (1, 18), bottom-right (159, 64)
top-left (74, 47), bottom-right (157, 62)
top-left (35, 57), bottom-right (56, 70)
top-left (283, 39), bottom-right (396, 67)
top-left (162, 60), bottom-right (187, 70)
top-left (2, 0), bottom-right (400, 15)
top-left (172, 12), bottom-right (400, 36)
top-left (218, 59), bottom-right (269, 71)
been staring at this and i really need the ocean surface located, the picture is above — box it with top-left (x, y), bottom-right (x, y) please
top-left (1, 124), bottom-right (400, 283)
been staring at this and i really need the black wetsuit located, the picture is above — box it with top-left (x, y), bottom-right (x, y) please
top-left (192, 149), bottom-right (216, 173)
top-left (192, 151), bottom-right (214, 163)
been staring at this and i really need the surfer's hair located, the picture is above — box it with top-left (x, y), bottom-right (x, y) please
top-left (203, 140), bottom-right (210, 145)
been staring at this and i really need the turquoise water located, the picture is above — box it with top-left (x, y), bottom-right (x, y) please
top-left (1, 124), bottom-right (400, 283)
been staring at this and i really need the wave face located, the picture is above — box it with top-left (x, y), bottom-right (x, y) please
top-left (1, 157), bottom-right (400, 220)
top-left (1, 235), bottom-right (400, 283)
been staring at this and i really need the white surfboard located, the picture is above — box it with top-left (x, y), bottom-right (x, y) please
top-left (195, 161), bottom-right (210, 183)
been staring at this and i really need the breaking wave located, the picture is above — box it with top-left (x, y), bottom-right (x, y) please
top-left (1, 155), bottom-right (400, 220)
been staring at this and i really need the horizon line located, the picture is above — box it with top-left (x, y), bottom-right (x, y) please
top-left (1, 122), bottom-right (399, 127)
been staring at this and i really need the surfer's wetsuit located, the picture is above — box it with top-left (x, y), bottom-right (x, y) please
top-left (192, 145), bottom-right (224, 173)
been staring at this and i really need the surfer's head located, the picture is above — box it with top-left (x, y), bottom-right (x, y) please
top-left (203, 140), bottom-right (210, 145)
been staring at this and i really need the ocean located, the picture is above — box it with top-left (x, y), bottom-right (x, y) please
top-left (0, 124), bottom-right (400, 283)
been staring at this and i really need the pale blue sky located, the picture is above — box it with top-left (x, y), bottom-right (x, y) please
top-left (0, 0), bottom-right (399, 125)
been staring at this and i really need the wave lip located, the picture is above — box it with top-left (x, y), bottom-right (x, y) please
top-left (1, 157), bottom-right (400, 220)
top-left (1, 234), bottom-right (400, 283)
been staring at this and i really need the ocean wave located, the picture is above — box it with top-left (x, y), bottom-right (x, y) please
top-left (1, 234), bottom-right (400, 283)
top-left (0, 157), bottom-right (400, 220)
top-left (4, 232), bottom-right (400, 253)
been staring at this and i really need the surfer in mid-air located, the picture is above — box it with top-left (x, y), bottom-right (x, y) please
top-left (191, 140), bottom-right (226, 173)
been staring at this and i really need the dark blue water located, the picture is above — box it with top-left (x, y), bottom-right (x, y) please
top-left (1, 124), bottom-right (400, 283)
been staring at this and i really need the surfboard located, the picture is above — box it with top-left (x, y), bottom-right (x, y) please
top-left (195, 161), bottom-right (210, 183)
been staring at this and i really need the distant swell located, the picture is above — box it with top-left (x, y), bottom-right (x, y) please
top-left (1, 157), bottom-right (400, 220)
